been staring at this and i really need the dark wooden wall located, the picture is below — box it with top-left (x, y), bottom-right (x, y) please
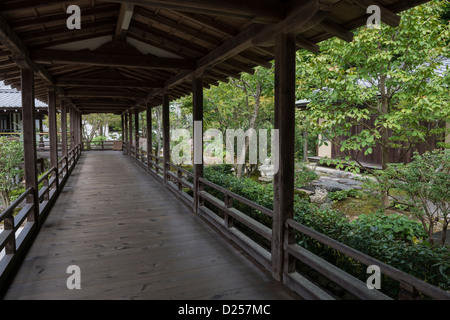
top-left (331, 115), bottom-right (443, 165)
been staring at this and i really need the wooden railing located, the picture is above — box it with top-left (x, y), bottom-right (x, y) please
top-left (130, 151), bottom-right (450, 300)
top-left (0, 144), bottom-right (81, 294)
top-left (83, 140), bottom-right (117, 151)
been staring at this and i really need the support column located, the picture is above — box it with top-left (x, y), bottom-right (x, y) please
top-left (47, 89), bottom-right (59, 189)
top-left (78, 112), bottom-right (83, 149)
top-left (192, 78), bottom-right (203, 213)
top-left (61, 101), bottom-right (68, 158)
top-left (38, 113), bottom-right (44, 147)
top-left (272, 33), bottom-right (296, 282)
top-left (128, 109), bottom-right (133, 160)
top-left (135, 107), bottom-right (139, 162)
top-left (121, 114), bottom-right (124, 152)
top-left (146, 103), bottom-right (152, 172)
top-left (21, 68), bottom-right (39, 224)
top-left (69, 107), bottom-right (75, 150)
top-left (123, 113), bottom-right (128, 155)
top-left (162, 94), bottom-right (170, 186)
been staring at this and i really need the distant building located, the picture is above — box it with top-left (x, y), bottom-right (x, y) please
top-left (0, 82), bottom-right (48, 134)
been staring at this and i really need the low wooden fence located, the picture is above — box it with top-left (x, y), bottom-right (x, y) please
top-left (0, 144), bottom-right (81, 294)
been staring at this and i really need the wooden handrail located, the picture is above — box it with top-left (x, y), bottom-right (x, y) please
top-left (285, 218), bottom-right (450, 300)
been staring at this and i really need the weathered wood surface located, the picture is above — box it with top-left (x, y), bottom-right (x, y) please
top-left (3, 151), bottom-right (298, 300)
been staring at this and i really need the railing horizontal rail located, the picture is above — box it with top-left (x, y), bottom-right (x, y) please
top-left (286, 218), bottom-right (450, 300)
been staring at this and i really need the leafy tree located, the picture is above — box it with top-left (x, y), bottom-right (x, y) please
top-left (371, 150), bottom-right (450, 245)
top-left (178, 66), bottom-right (275, 177)
top-left (82, 113), bottom-right (121, 147)
top-left (0, 137), bottom-right (23, 208)
top-left (297, 0), bottom-right (449, 186)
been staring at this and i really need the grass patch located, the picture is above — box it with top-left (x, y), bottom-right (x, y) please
top-left (331, 192), bottom-right (382, 218)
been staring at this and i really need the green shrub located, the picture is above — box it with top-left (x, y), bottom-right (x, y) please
top-left (329, 189), bottom-right (362, 201)
top-left (200, 164), bottom-right (450, 297)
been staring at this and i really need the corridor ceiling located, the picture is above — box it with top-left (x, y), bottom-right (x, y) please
top-left (0, 0), bottom-right (429, 114)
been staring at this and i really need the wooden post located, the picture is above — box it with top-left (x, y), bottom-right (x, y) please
top-left (135, 107), bottom-right (139, 162)
top-left (162, 93), bottom-right (170, 186)
top-left (38, 113), bottom-right (44, 147)
top-left (123, 113), bottom-right (128, 155)
top-left (146, 103), bottom-right (152, 172)
top-left (21, 68), bottom-right (39, 224)
top-left (69, 107), bottom-right (75, 150)
top-left (121, 114), bottom-right (124, 152)
top-left (61, 100), bottom-right (68, 158)
top-left (128, 109), bottom-right (133, 160)
top-left (193, 78), bottom-right (203, 213)
top-left (78, 112), bottom-right (83, 149)
top-left (272, 32), bottom-right (296, 282)
top-left (47, 89), bottom-right (59, 189)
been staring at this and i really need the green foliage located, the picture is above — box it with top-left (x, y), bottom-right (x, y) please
top-left (329, 189), bottom-right (362, 201)
top-left (352, 213), bottom-right (427, 243)
top-left (365, 149), bottom-right (450, 244)
top-left (0, 137), bottom-right (24, 208)
top-left (201, 165), bottom-right (450, 296)
top-left (294, 163), bottom-right (319, 188)
top-left (297, 0), bottom-right (450, 172)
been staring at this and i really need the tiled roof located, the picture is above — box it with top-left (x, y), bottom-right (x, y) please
top-left (0, 82), bottom-right (47, 108)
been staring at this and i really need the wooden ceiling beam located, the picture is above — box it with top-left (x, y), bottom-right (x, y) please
top-left (115, 3), bottom-right (135, 40)
top-left (56, 77), bottom-right (163, 89)
top-left (319, 19), bottom-right (354, 43)
top-left (31, 49), bottom-right (196, 70)
top-left (133, 7), bottom-right (222, 46)
top-left (105, 0), bottom-right (285, 24)
top-left (66, 90), bottom-right (148, 99)
top-left (9, 4), bottom-right (119, 29)
top-left (0, 13), bottom-right (67, 96)
top-left (21, 18), bottom-right (117, 41)
top-left (351, 0), bottom-right (401, 28)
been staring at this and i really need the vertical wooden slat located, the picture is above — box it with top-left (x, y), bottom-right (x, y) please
top-left (61, 100), bottom-right (68, 158)
top-left (272, 32), bottom-right (296, 282)
top-left (193, 78), bottom-right (203, 213)
top-left (146, 103), bottom-right (152, 172)
top-left (47, 89), bottom-right (59, 189)
top-left (21, 68), bottom-right (39, 224)
top-left (162, 94), bottom-right (170, 186)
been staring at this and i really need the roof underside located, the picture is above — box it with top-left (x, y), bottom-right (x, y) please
top-left (0, 0), bottom-right (430, 115)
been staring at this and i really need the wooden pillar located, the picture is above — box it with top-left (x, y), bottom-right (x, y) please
top-left (128, 109), bottom-right (133, 159)
top-left (38, 113), bottom-right (44, 147)
top-left (69, 107), bottom-right (75, 150)
top-left (21, 68), bottom-right (39, 224)
top-left (121, 114), bottom-right (124, 151)
top-left (192, 78), bottom-right (203, 213)
top-left (47, 89), bottom-right (59, 188)
top-left (78, 112), bottom-right (82, 148)
top-left (146, 103), bottom-right (152, 171)
top-left (61, 101), bottom-right (68, 158)
top-left (123, 113), bottom-right (128, 155)
top-left (162, 93), bottom-right (170, 186)
top-left (135, 107), bottom-right (139, 162)
top-left (272, 33), bottom-right (296, 282)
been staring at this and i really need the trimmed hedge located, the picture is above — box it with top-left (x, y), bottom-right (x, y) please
top-left (202, 165), bottom-right (450, 297)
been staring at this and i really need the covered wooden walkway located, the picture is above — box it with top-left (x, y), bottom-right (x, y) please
top-left (3, 151), bottom-right (298, 300)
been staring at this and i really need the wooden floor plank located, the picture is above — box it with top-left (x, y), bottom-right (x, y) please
top-left (3, 151), bottom-right (299, 300)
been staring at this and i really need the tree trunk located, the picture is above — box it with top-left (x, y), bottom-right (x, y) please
top-left (1, 190), bottom-right (10, 208)
top-left (379, 76), bottom-right (390, 207)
